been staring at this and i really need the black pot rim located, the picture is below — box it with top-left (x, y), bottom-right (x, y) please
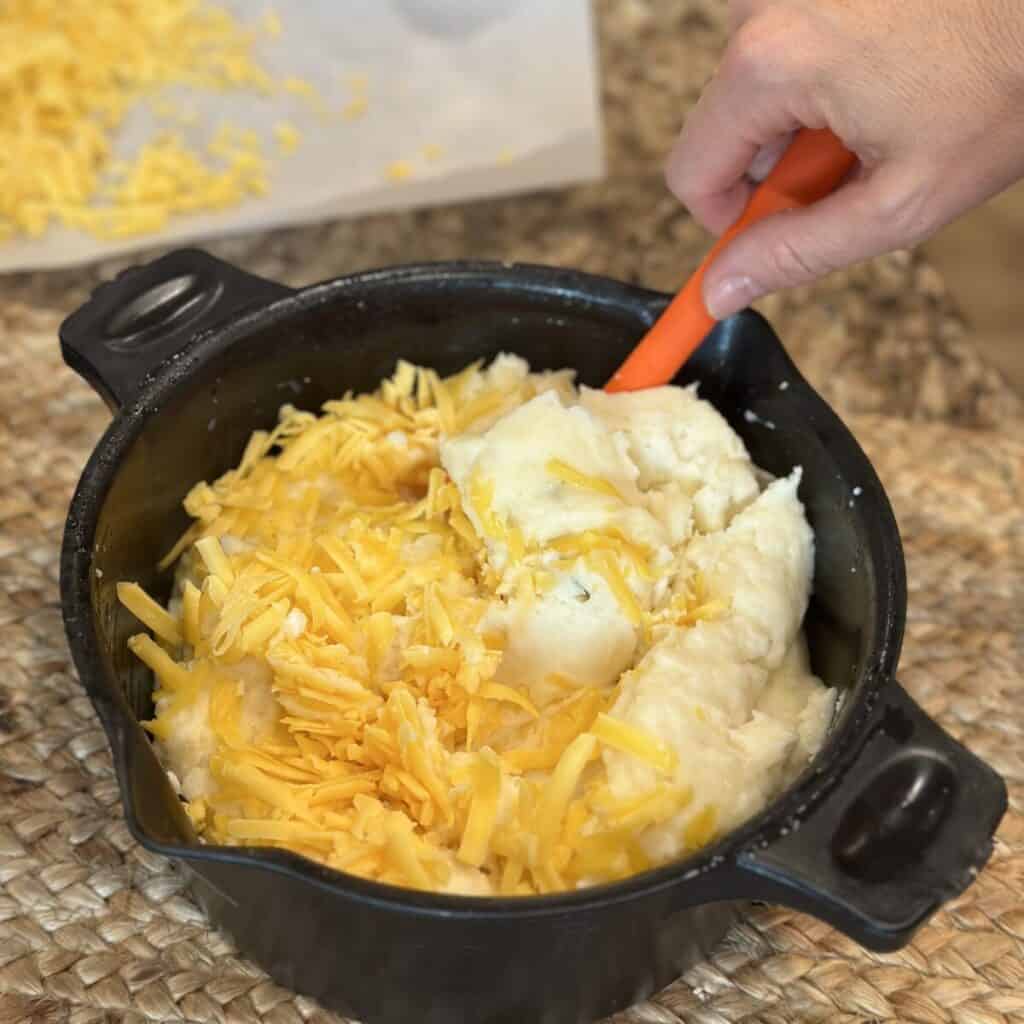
top-left (60, 258), bottom-right (907, 920)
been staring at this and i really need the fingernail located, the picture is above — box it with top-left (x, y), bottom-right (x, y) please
top-left (705, 275), bottom-right (758, 320)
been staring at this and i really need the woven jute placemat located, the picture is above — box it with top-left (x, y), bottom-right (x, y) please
top-left (0, 297), bottom-right (1022, 1024)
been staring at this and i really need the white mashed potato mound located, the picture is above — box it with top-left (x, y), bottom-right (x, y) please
top-left (442, 372), bottom-right (836, 866)
top-left (442, 391), bottom-right (670, 700)
top-left (600, 475), bottom-right (825, 860)
top-left (137, 353), bottom-right (836, 894)
top-left (580, 385), bottom-right (761, 533)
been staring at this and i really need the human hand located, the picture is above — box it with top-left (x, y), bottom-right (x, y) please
top-left (666, 0), bottom-right (1024, 318)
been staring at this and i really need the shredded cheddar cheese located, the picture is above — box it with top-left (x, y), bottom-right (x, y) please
top-left (119, 359), bottom-right (734, 896)
top-left (274, 122), bottom-right (302, 155)
top-left (591, 713), bottom-right (677, 776)
top-left (546, 458), bottom-right (623, 501)
top-left (117, 582), bottom-right (182, 646)
top-left (385, 159), bottom-right (415, 183)
top-left (261, 9), bottom-right (283, 37)
top-left (341, 72), bottom-right (369, 120)
top-left (282, 76), bottom-right (328, 116)
top-left (342, 96), bottom-right (369, 121)
top-left (0, 1), bottom-right (322, 243)
top-left (586, 550), bottom-right (644, 626)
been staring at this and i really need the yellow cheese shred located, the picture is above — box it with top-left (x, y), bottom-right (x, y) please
top-left (457, 752), bottom-right (502, 867)
top-left (546, 459), bottom-right (623, 500)
top-left (274, 122), bottom-right (302, 155)
top-left (536, 733), bottom-right (598, 854)
top-left (591, 713), bottom-right (678, 776)
top-left (478, 683), bottom-right (539, 719)
top-left (181, 581), bottom-right (202, 648)
top-left (117, 582), bottom-right (183, 646)
top-left (586, 551), bottom-right (644, 625)
top-left (195, 536), bottom-right (236, 585)
top-left (385, 160), bottom-right (415, 183)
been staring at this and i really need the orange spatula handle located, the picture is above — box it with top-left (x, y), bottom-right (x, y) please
top-left (606, 128), bottom-right (856, 393)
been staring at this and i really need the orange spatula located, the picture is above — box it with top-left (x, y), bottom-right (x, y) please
top-left (606, 128), bottom-right (856, 393)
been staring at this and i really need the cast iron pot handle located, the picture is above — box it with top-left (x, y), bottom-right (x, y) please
top-left (731, 681), bottom-right (1006, 951)
top-left (60, 248), bottom-right (293, 410)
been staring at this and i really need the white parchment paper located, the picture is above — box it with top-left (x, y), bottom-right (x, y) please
top-left (2, 0), bottom-right (604, 272)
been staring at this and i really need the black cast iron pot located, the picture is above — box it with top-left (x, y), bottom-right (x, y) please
top-left (59, 249), bottom-right (1007, 1024)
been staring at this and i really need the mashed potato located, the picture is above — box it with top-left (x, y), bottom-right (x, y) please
top-left (118, 354), bottom-right (836, 894)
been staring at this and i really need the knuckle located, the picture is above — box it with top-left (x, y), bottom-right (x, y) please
top-left (867, 181), bottom-right (937, 247)
top-left (765, 232), bottom-right (833, 284)
top-left (726, 6), bottom-right (813, 87)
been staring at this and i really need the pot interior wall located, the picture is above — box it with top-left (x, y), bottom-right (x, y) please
top-left (86, 277), bottom-right (886, 844)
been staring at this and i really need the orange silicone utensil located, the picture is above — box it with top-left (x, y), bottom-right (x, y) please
top-left (606, 128), bottom-right (856, 392)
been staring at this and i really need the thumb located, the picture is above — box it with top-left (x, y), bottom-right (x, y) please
top-left (702, 164), bottom-right (928, 319)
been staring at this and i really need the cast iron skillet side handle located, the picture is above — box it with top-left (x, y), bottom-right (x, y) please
top-left (729, 682), bottom-right (1007, 952)
top-left (60, 248), bottom-right (293, 410)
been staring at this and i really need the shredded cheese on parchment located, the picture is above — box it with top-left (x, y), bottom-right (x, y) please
top-left (120, 360), bottom-right (725, 895)
top-left (0, 1), bottom-right (317, 242)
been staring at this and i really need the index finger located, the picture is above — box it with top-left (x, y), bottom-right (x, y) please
top-left (665, 50), bottom-right (801, 234)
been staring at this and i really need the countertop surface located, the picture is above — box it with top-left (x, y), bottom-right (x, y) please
top-left (0, 4), bottom-right (1022, 1024)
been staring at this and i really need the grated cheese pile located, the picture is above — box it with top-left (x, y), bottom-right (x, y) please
top-left (0, 0), bottom-right (299, 241)
top-left (119, 355), bottom-right (837, 895)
